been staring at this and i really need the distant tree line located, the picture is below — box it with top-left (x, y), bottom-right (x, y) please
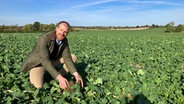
top-left (165, 22), bottom-right (184, 33)
top-left (71, 24), bottom-right (161, 30)
top-left (0, 21), bottom-right (183, 33)
top-left (0, 21), bottom-right (55, 33)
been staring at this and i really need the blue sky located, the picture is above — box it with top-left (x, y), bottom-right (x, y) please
top-left (0, 0), bottom-right (184, 26)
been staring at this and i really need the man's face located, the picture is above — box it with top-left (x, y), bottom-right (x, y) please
top-left (55, 23), bottom-right (69, 41)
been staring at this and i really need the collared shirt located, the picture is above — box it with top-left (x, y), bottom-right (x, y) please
top-left (56, 39), bottom-right (62, 45)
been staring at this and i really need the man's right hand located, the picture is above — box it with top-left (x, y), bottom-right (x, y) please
top-left (56, 74), bottom-right (69, 89)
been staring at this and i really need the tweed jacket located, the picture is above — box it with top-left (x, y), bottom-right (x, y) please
top-left (21, 31), bottom-right (77, 78)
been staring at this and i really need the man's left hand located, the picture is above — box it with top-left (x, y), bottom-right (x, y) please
top-left (73, 72), bottom-right (84, 87)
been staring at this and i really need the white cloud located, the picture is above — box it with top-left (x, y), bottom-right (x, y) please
top-left (71, 0), bottom-right (117, 9)
top-left (124, 0), bottom-right (180, 6)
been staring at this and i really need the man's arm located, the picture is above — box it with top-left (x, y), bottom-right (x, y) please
top-left (62, 40), bottom-right (83, 87)
top-left (62, 40), bottom-right (77, 74)
top-left (38, 35), bottom-right (60, 78)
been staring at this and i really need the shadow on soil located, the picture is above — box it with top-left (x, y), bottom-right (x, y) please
top-left (126, 94), bottom-right (152, 104)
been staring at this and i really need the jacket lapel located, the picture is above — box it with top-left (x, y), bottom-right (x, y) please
top-left (49, 31), bottom-right (56, 53)
top-left (49, 40), bottom-right (55, 53)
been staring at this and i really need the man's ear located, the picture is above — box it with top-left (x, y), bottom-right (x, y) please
top-left (55, 27), bottom-right (58, 31)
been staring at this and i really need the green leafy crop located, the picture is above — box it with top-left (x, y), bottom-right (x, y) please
top-left (0, 28), bottom-right (184, 104)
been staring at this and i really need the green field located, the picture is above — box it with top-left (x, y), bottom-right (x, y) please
top-left (0, 28), bottom-right (184, 104)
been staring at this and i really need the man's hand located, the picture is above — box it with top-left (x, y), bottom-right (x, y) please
top-left (73, 72), bottom-right (83, 87)
top-left (56, 74), bottom-right (69, 89)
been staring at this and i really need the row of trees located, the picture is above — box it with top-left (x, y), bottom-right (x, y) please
top-left (0, 21), bottom-right (55, 33)
top-left (72, 24), bottom-right (160, 30)
top-left (0, 21), bottom-right (183, 33)
top-left (165, 22), bottom-right (184, 33)
top-left (23, 22), bottom-right (55, 32)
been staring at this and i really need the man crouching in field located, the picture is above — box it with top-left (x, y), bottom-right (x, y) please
top-left (21, 21), bottom-right (83, 90)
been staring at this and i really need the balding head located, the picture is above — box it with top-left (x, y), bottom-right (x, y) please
top-left (56, 21), bottom-right (70, 29)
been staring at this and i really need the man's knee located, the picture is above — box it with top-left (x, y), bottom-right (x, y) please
top-left (29, 67), bottom-right (45, 89)
top-left (33, 83), bottom-right (43, 89)
top-left (30, 77), bottom-right (43, 88)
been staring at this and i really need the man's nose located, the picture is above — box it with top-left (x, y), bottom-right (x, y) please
top-left (62, 33), bottom-right (67, 37)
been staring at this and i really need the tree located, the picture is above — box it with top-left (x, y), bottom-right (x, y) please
top-left (175, 24), bottom-right (184, 32)
top-left (22, 24), bottom-right (33, 32)
top-left (0, 25), bottom-right (5, 32)
top-left (32, 21), bottom-right (40, 32)
top-left (165, 22), bottom-right (175, 33)
top-left (48, 23), bottom-right (55, 31)
top-left (40, 24), bottom-right (48, 32)
top-left (169, 21), bottom-right (175, 26)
